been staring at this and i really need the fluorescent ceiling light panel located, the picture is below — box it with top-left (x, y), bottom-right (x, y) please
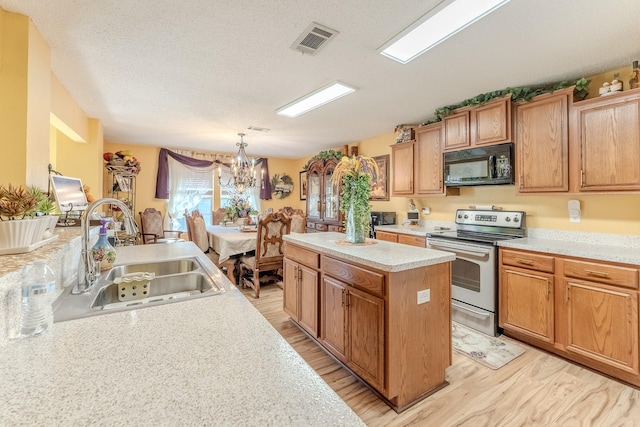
top-left (380, 0), bottom-right (510, 64)
top-left (276, 81), bottom-right (357, 118)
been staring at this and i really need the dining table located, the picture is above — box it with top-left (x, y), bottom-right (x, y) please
top-left (206, 224), bottom-right (257, 263)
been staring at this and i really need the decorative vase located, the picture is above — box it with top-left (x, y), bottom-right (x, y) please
top-left (344, 185), bottom-right (367, 244)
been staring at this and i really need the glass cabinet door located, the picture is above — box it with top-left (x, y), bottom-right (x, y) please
top-left (323, 167), bottom-right (340, 222)
top-left (307, 171), bottom-right (321, 220)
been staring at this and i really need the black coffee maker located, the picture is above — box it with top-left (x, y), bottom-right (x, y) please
top-left (370, 211), bottom-right (396, 238)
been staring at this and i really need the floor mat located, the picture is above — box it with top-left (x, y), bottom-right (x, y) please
top-left (451, 322), bottom-right (525, 370)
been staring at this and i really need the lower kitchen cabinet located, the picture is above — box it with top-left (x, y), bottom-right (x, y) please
top-left (321, 275), bottom-right (385, 390)
top-left (499, 248), bottom-right (640, 385)
top-left (283, 240), bottom-right (452, 412)
top-left (283, 248), bottom-right (320, 338)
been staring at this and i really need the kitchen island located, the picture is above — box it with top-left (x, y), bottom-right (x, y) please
top-left (282, 232), bottom-right (455, 412)
top-left (0, 242), bottom-right (364, 426)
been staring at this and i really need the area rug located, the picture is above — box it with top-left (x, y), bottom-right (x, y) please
top-left (451, 322), bottom-right (525, 370)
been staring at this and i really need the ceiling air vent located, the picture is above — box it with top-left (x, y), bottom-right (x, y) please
top-left (291, 22), bottom-right (338, 56)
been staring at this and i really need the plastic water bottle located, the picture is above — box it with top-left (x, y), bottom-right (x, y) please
top-left (18, 260), bottom-right (56, 338)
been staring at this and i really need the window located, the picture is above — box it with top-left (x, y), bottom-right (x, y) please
top-left (167, 157), bottom-right (214, 231)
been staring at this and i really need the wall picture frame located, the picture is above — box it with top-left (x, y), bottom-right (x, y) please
top-left (299, 171), bottom-right (307, 200)
top-left (370, 154), bottom-right (390, 201)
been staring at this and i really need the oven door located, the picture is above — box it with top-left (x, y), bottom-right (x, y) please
top-left (427, 237), bottom-right (498, 336)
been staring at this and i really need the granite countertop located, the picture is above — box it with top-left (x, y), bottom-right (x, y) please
top-left (375, 222), bottom-right (455, 237)
top-left (284, 232), bottom-right (455, 272)
top-left (498, 236), bottom-right (640, 265)
top-left (0, 242), bottom-right (364, 426)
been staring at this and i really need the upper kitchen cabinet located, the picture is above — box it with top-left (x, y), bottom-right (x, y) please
top-left (443, 94), bottom-right (512, 152)
top-left (443, 110), bottom-right (471, 150)
top-left (391, 124), bottom-right (459, 197)
top-left (515, 87), bottom-right (571, 193)
top-left (306, 157), bottom-right (342, 232)
top-left (571, 88), bottom-right (640, 192)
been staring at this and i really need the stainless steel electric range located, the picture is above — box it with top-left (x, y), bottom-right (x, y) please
top-left (427, 209), bottom-right (526, 336)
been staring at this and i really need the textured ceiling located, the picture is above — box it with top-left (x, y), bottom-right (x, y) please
top-left (1, 0), bottom-right (639, 159)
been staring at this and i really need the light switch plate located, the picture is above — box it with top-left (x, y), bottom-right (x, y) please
top-left (417, 289), bottom-right (430, 304)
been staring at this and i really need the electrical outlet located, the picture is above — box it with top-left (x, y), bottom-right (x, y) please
top-left (417, 289), bottom-right (430, 305)
top-left (422, 207), bottom-right (430, 215)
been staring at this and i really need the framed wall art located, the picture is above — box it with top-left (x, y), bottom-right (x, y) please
top-left (370, 154), bottom-right (389, 201)
top-left (299, 171), bottom-right (307, 200)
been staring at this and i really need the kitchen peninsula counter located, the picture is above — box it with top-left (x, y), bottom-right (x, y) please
top-left (0, 242), bottom-right (364, 426)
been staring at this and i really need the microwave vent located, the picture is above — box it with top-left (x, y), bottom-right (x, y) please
top-left (291, 23), bottom-right (338, 55)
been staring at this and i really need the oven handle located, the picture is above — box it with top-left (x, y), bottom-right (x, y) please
top-left (452, 302), bottom-right (490, 319)
top-left (428, 240), bottom-right (492, 256)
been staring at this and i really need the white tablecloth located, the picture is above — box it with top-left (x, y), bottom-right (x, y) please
top-left (206, 225), bottom-right (257, 263)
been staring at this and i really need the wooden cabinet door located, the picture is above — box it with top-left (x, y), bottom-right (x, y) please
top-left (500, 267), bottom-right (554, 343)
top-left (391, 141), bottom-right (414, 195)
top-left (576, 96), bottom-right (640, 191)
top-left (320, 276), bottom-right (347, 362)
top-left (516, 89), bottom-right (570, 192)
top-left (565, 279), bottom-right (639, 374)
top-left (347, 285), bottom-right (385, 392)
top-left (472, 95), bottom-right (511, 146)
top-left (443, 110), bottom-right (470, 151)
top-left (283, 258), bottom-right (299, 321)
top-left (414, 124), bottom-right (444, 194)
top-left (298, 264), bottom-right (319, 337)
top-left (397, 234), bottom-right (426, 247)
top-left (375, 230), bottom-right (398, 243)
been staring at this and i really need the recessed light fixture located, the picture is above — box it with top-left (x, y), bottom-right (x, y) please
top-left (276, 81), bottom-right (357, 118)
top-left (379, 0), bottom-right (511, 64)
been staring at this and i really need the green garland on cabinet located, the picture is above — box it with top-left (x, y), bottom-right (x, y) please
top-left (418, 77), bottom-right (589, 125)
top-left (303, 149), bottom-right (344, 171)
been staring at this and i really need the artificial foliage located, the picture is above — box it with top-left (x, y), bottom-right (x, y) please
top-left (223, 195), bottom-right (258, 221)
top-left (419, 77), bottom-right (590, 125)
top-left (303, 149), bottom-right (344, 171)
top-left (331, 156), bottom-right (379, 243)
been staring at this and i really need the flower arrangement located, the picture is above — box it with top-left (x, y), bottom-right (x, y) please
top-left (223, 195), bottom-right (258, 221)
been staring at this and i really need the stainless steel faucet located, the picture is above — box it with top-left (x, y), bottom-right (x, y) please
top-left (74, 198), bottom-right (138, 294)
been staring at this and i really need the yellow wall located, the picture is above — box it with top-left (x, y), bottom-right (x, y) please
top-left (0, 9), bottom-right (30, 186)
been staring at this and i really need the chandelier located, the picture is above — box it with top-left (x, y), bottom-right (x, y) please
top-left (218, 133), bottom-right (258, 195)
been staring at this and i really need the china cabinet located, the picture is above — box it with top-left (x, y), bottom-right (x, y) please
top-left (305, 158), bottom-right (342, 232)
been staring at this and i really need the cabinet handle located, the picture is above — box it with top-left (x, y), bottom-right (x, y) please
top-left (565, 285), bottom-right (569, 302)
top-left (519, 175), bottom-right (523, 189)
top-left (342, 289), bottom-right (345, 306)
top-left (580, 169), bottom-right (585, 187)
top-left (317, 201), bottom-right (321, 212)
top-left (546, 280), bottom-right (550, 297)
top-left (585, 269), bottom-right (609, 278)
top-left (515, 257), bottom-right (534, 265)
top-left (297, 267), bottom-right (302, 282)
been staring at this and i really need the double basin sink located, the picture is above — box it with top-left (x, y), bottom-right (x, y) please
top-left (53, 257), bottom-right (226, 322)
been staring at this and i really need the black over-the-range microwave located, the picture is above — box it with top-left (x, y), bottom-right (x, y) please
top-left (443, 142), bottom-right (515, 187)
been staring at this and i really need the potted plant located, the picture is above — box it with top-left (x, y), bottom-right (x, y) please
top-left (0, 184), bottom-right (57, 251)
top-left (331, 155), bottom-right (379, 244)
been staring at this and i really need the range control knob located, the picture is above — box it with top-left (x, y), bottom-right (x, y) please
top-left (457, 213), bottom-right (462, 219)
top-left (505, 217), bottom-right (511, 222)
top-left (463, 214), bottom-right (469, 219)
top-left (513, 216), bottom-right (520, 223)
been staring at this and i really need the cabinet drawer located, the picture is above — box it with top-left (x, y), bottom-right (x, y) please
top-left (315, 223), bottom-right (328, 231)
top-left (398, 234), bottom-right (426, 247)
top-left (328, 225), bottom-right (343, 232)
top-left (322, 256), bottom-right (384, 297)
top-left (501, 249), bottom-right (555, 273)
top-left (563, 259), bottom-right (638, 289)
top-left (284, 243), bottom-right (320, 269)
top-left (376, 230), bottom-right (398, 243)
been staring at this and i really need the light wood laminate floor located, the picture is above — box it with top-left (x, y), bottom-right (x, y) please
top-left (240, 284), bottom-right (640, 426)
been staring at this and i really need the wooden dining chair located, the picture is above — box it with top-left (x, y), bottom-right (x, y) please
top-left (212, 208), bottom-right (227, 225)
top-left (185, 209), bottom-right (238, 285)
top-left (138, 208), bottom-right (184, 244)
top-left (238, 212), bottom-right (291, 298)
